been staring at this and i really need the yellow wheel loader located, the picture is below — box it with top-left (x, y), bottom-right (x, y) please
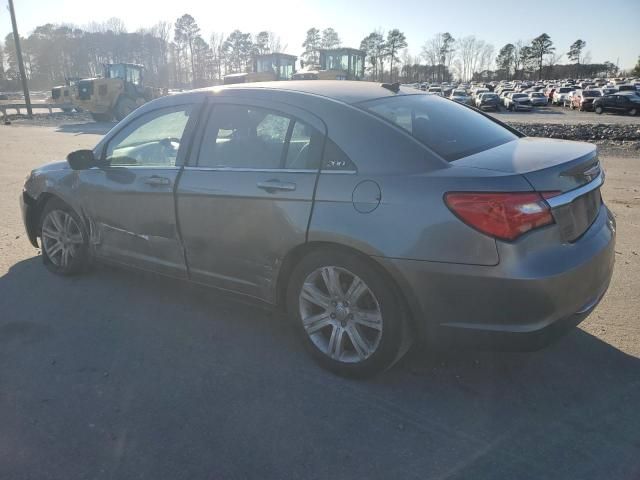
top-left (74, 63), bottom-right (164, 122)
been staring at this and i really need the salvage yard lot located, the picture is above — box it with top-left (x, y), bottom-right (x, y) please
top-left (489, 104), bottom-right (640, 124)
top-left (1, 122), bottom-right (639, 479)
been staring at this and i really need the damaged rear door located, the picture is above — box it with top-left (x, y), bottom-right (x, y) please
top-left (175, 98), bottom-right (326, 301)
top-left (78, 102), bottom-right (200, 277)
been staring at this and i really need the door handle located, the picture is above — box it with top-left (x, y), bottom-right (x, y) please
top-left (257, 179), bottom-right (296, 193)
top-left (143, 175), bottom-right (171, 186)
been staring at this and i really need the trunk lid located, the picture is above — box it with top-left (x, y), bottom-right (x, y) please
top-left (452, 137), bottom-right (599, 193)
top-left (452, 138), bottom-right (602, 242)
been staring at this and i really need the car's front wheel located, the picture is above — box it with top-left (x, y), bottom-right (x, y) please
top-left (287, 249), bottom-right (409, 377)
top-left (40, 199), bottom-right (90, 275)
top-left (595, 105), bottom-right (603, 114)
top-left (629, 107), bottom-right (638, 116)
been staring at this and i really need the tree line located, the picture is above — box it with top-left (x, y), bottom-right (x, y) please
top-left (0, 14), bottom-right (628, 91)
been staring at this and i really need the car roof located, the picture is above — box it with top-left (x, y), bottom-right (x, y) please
top-left (197, 81), bottom-right (422, 105)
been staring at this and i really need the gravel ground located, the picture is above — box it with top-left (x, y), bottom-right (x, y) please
top-left (1, 123), bottom-right (639, 480)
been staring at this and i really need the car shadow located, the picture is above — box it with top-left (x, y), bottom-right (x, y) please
top-left (55, 122), bottom-right (115, 135)
top-left (1, 257), bottom-right (639, 479)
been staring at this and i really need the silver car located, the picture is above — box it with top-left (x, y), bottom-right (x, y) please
top-left (528, 92), bottom-right (548, 106)
top-left (20, 82), bottom-right (616, 377)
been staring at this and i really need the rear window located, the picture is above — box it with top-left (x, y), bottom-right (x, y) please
top-left (359, 94), bottom-right (517, 162)
top-left (583, 90), bottom-right (601, 97)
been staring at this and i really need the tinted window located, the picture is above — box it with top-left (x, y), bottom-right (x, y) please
top-left (359, 94), bottom-right (517, 162)
top-left (198, 104), bottom-right (323, 170)
top-left (105, 105), bottom-right (193, 167)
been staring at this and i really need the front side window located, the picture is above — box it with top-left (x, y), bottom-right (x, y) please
top-left (359, 94), bottom-right (517, 162)
top-left (105, 105), bottom-right (193, 167)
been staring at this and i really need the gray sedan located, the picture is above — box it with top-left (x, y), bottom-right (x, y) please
top-left (20, 82), bottom-right (616, 377)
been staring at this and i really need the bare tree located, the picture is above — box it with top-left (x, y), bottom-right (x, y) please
top-left (268, 33), bottom-right (285, 53)
top-left (174, 14), bottom-right (200, 87)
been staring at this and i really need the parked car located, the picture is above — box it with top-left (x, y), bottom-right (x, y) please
top-left (617, 84), bottom-right (637, 92)
top-left (428, 86), bottom-right (443, 96)
top-left (571, 89), bottom-right (602, 111)
top-left (553, 87), bottom-right (575, 105)
top-left (593, 93), bottom-right (640, 116)
top-left (545, 87), bottom-right (556, 103)
top-left (449, 89), bottom-right (471, 104)
top-left (528, 92), bottom-right (548, 107)
top-left (475, 92), bottom-right (500, 110)
top-left (499, 90), bottom-right (515, 106)
top-left (599, 87), bottom-right (618, 96)
top-left (564, 90), bottom-right (581, 107)
top-left (504, 93), bottom-right (533, 111)
top-left (20, 82), bottom-right (616, 377)
top-left (471, 87), bottom-right (489, 99)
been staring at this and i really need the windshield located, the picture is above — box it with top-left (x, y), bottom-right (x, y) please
top-left (359, 94), bottom-right (517, 161)
top-left (583, 91), bottom-right (601, 97)
top-left (452, 90), bottom-right (466, 96)
top-left (530, 92), bottom-right (545, 97)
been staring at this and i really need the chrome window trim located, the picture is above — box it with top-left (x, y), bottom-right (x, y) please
top-left (546, 171), bottom-right (604, 209)
top-left (182, 166), bottom-right (357, 174)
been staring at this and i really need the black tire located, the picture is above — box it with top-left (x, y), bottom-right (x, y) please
top-left (39, 198), bottom-right (90, 276)
top-left (629, 107), bottom-right (638, 116)
top-left (594, 105), bottom-right (603, 114)
top-left (91, 112), bottom-right (112, 122)
top-left (286, 248), bottom-right (409, 378)
top-left (114, 96), bottom-right (137, 121)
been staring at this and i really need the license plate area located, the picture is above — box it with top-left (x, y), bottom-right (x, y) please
top-left (552, 188), bottom-right (602, 243)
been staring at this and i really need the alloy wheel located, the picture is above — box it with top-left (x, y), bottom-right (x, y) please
top-left (298, 266), bottom-right (383, 363)
top-left (41, 210), bottom-right (84, 268)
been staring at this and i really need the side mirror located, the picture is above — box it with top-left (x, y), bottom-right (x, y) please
top-left (67, 149), bottom-right (96, 170)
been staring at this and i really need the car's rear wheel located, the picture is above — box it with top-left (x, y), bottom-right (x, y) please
top-left (40, 199), bottom-right (90, 275)
top-left (287, 249), bottom-right (408, 377)
top-left (595, 105), bottom-right (603, 114)
top-left (629, 107), bottom-right (638, 116)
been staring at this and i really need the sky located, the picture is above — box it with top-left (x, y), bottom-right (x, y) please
top-left (1, 0), bottom-right (638, 70)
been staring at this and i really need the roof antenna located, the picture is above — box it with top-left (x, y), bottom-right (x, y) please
top-left (381, 82), bottom-right (400, 93)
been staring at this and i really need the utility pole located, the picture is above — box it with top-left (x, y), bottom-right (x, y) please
top-left (7, 0), bottom-right (33, 118)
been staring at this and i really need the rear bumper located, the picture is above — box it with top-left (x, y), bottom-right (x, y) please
top-left (375, 205), bottom-right (616, 350)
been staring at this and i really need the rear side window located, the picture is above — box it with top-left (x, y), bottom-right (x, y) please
top-left (359, 95), bottom-right (517, 162)
top-left (197, 104), bottom-right (328, 170)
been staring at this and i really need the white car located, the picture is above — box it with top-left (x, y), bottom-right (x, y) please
top-left (564, 90), bottom-right (581, 108)
top-left (504, 93), bottom-right (533, 111)
top-left (552, 87), bottom-right (574, 105)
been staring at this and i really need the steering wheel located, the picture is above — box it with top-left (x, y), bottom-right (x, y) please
top-left (160, 137), bottom-right (180, 152)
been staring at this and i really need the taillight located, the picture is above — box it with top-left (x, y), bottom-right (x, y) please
top-left (444, 192), bottom-right (556, 241)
